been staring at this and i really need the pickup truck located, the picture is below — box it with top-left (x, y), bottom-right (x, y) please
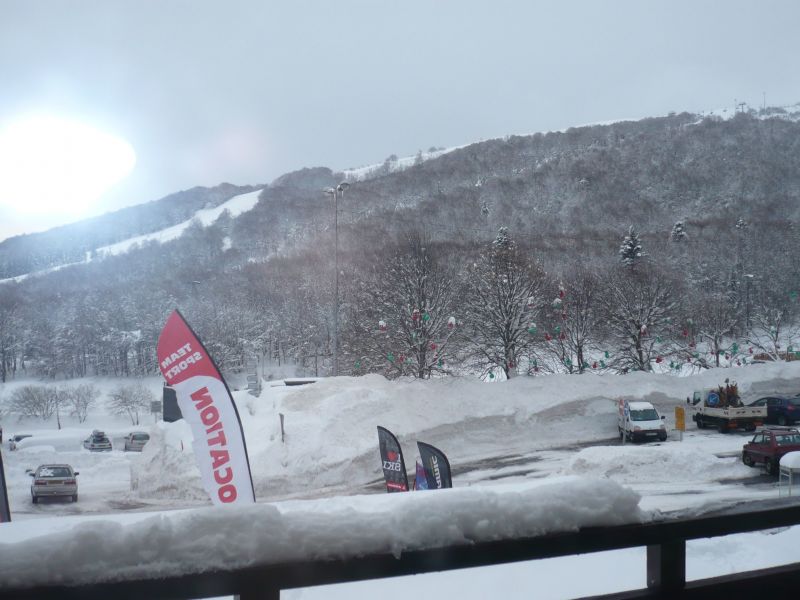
top-left (689, 386), bottom-right (766, 433)
top-left (741, 427), bottom-right (800, 475)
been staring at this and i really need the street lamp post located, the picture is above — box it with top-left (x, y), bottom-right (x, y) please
top-left (324, 182), bottom-right (350, 376)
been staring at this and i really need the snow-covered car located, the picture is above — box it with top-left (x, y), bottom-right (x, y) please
top-left (82, 430), bottom-right (112, 451)
top-left (8, 433), bottom-right (32, 450)
top-left (30, 464), bottom-right (79, 503)
top-left (123, 431), bottom-right (150, 452)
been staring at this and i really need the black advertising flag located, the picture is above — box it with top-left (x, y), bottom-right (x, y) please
top-left (377, 426), bottom-right (409, 493)
top-left (0, 449), bottom-right (11, 523)
top-left (417, 441), bottom-right (453, 489)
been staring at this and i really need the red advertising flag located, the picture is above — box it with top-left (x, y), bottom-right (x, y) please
top-left (157, 309), bottom-right (255, 505)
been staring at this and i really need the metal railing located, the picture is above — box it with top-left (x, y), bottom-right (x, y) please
top-left (2, 498), bottom-right (800, 599)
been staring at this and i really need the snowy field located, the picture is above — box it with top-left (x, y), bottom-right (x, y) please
top-left (3, 362), bottom-right (800, 597)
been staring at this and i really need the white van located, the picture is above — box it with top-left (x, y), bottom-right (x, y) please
top-left (618, 399), bottom-right (667, 443)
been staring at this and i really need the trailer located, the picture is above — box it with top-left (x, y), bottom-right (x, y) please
top-left (689, 382), bottom-right (766, 433)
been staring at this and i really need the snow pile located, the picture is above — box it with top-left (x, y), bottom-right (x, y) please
top-left (0, 476), bottom-right (643, 588)
top-left (567, 445), bottom-right (751, 484)
top-left (127, 362), bottom-right (800, 502)
top-left (129, 422), bottom-right (206, 501)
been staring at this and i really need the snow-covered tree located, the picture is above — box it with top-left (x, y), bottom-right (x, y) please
top-left (670, 221), bottom-right (688, 243)
top-left (619, 226), bottom-right (645, 268)
top-left (542, 267), bottom-right (603, 374)
top-left (464, 228), bottom-right (548, 378)
top-left (343, 233), bottom-right (461, 379)
top-left (107, 383), bottom-right (154, 425)
top-left (601, 266), bottom-right (678, 372)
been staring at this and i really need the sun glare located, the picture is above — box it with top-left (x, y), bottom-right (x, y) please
top-left (0, 115), bottom-right (136, 215)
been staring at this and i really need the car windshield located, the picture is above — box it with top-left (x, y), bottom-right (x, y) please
top-left (37, 467), bottom-right (72, 478)
top-left (132, 434), bottom-right (148, 441)
top-left (630, 409), bottom-right (659, 422)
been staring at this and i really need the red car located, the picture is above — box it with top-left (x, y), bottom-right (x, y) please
top-left (741, 427), bottom-right (800, 475)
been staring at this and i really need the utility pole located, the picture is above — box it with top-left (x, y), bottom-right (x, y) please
top-left (324, 182), bottom-right (350, 377)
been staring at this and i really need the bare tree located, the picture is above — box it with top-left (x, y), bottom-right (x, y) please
top-left (542, 266), bottom-right (603, 374)
top-left (107, 383), bottom-right (153, 425)
top-left (601, 266), bottom-right (679, 372)
top-left (464, 228), bottom-right (548, 378)
top-left (65, 383), bottom-right (99, 423)
top-left (343, 232), bottom-right (462, 379)
top-left (10, 385), bottom-right (58, 421)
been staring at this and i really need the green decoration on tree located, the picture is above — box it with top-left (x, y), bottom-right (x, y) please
top-left (438, 359), bottom-right (443, 367)
top-left (422, 312), bottom-right (430, 322)
top-left (692, 352), bottom-right (699, 358)
top-left (488, 371), bottom-right (495, 380)
top-left (582, 361), bottom-right (589, 369)
top-left (791, 291), bottom-right (799, 301)
top-left (355, 360), bottom-right (361, 370)
top-left (600, 360), bottom-right (606, 369)
top-left (731, 343), bottom-right (739, 354)
top-left (387, 352), bottom-right (395, 363)
top-left (669, 361), bottom-right (675, 369)
top-left (527, 325), bottom-right (537, 335)
top-left (656, 336), bottom-right (662, 343)
top-left (565, 358), bottom-right (572, 366)
top-left (554, 325), bottom-right (561, 334)
top-left (604, 350), bottom-right (610, 359)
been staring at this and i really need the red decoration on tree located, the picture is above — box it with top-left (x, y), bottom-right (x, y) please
top-left (689, 342), bottom-right (695, 348)
top-left (545, 333), bottom-right (552, 341)
top-left (411, 309), bottom-right (420, 321)
top-left (430, 342), bottom-right (437, 351)
top-left (399, 354), bottom-right (405, 364)
top-left (737, 360), bottom-right (741, 366)
top-left (592, 361), bottom-right (598, 369)
top-left (655, 356), bottom-right (663, 363)
top-left (682, 329), bottom-right (689, 337)
top-left (559, 289), bottom-right (565, 299)
top-left (749, 347), bottom-right (753, 354)
top-left (561, 311), bottom-right (567, 320)
top-left (559, 332), bottom-right (566, 340)
top-left (508, 361), bottom-right (515, 369)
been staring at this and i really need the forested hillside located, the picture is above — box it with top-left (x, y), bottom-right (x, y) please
top-left (1, 109), bottom-right (799, 384)
top-left (0, 182), bottom-right (258, 279)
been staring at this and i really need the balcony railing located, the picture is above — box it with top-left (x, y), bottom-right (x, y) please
top-left (2, 498), bottom-right (800, 599)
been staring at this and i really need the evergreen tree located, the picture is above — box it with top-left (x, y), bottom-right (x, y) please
top-left (619, 226), bottom-right (645, 268)
top-left (670, 221), bottom-right (688, 243)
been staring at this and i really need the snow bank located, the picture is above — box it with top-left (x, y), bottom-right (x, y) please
top-left (129, 422), bottom-right (207, 501)
top-left (0, 476), bottom-right (642, 588)
top-left (128, 362), bottom-right (800, 502)
top-left (567, 445), bottom-right (751, 484)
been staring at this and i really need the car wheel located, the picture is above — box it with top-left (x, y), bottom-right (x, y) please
top-left (72, 494), bottom-right (78, 502)
top-left (743, 453), bottom-right (754, 467)
top-left (778, 416), bottom-right (787, 426)
top-left (765, 458), bottom-right (778, 476)
top-left (32, 495), bottom-right (38, 504)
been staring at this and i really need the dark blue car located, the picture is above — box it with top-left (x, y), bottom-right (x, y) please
top-left (747, 396), bottom-right (800, 426)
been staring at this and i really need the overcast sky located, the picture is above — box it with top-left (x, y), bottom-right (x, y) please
top-left (1, 0), bottom-right (799, 241)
